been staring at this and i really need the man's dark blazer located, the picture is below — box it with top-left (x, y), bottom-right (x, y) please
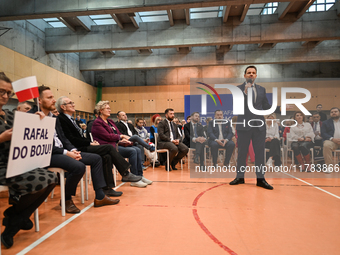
top-left (116, 121), bottom-right (138, 136)
top-left (236, 83), bottom-right (272, 132)
top-left (321, 118), bottom-right (334, 141)
top-left (157, 119), bottom-right (179, 143)
top-left (183, 122), bottom-right (205, 147)
top-left (207, 121), bottom-right (233, 142)
top-left (58, 112), bottom-right (92, 151)
top-left (311, 121), bottom-right (323, 129)
top-left (28, 106), bottom-right (75, 154)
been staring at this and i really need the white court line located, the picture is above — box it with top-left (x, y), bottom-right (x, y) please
top-left (17, 182), bottom-right (126, 255)
top-left (283, 172), bottom-right (340, 200)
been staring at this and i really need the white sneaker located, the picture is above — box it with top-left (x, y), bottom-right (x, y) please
top-left (266, 158), bottom-right (273, 168)
top-left (141, 176), bottom-right (153, 185)
top-left (130, 180), bottom-right (148, 188)
top-left (324, 167), bottom-right (332, 174)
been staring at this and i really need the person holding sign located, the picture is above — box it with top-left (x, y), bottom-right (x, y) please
top-left (0, 72), bottom-right (57, 249)
top-left (30, 86), bottom-right (120, 213)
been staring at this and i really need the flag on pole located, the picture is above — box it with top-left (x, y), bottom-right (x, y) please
top-left (12, 76), bottom-right (39, 102)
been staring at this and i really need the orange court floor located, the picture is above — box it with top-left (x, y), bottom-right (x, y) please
top-left (1, 162), bottom-right (340, 255)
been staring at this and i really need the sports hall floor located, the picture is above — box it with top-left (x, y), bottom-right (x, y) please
top-left (1, 161), bottom-right (340, 255)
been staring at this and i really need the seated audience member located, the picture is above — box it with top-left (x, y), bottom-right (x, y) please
top-left (203, 117), bottom-right (212, 137)
top-left (311, 112), bottom-right (323, 147)
top-left (208, 110), bottom-right (235, 167)
top-left (181, 119), bottom-right (186, 126)
top-left (16, 101), bottom-right (31, 112)
top-left (308, 116), bottom-right (314, 125)
top-left (55, 96), bottom-right (141, 196)
top-left (265, 113), bottom-right (282, 167)
top-left (316, 104), bottom-right (327, 122)
top-left (75, 115), bottom-right (83, 127)
top-left (288, 111), bottom-right (315, 171)
top-left (321, 107), bottom-right (340, 173)
top-left (116, 111), bottom-right (154, 152)
top-left (86, 109), bottom-right (98, 138)
top-left (173, 117), bottom-right (183, 141)
top-left (51, 108), bottom-right (59, 116)
top-left (91, 101), bottom-right (151, 187)
top-left (79, 123), bottom-right (87, 137)
top-left (158, 108), bottom-right (189, 171)
top-left (183, 112), bottom-right (206, 168)
top-left (0, 73), bottom-right (57, 249)
top-left (135, 118), bottom-right (149, 140)
top-left (150, 114), bottom-right (161, 144)
top-left (186, 115), bottom-right (191, 123)
top-left (31, 86), bottom-right (119, 213)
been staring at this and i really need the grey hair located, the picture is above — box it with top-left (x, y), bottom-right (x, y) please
top-left (95, 100), bottom-right (110, 114)
top-left (55, 96), bottom-right (68, 113)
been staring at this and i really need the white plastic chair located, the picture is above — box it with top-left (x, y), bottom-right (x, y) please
top-left (153, 133), bottom-right (170, 171)
top-left (48, 167), bottom-right (87, 216)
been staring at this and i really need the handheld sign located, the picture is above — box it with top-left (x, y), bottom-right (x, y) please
top-left (6, 111), bottom-right (56, 178)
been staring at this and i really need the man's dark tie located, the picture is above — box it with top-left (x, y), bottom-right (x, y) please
top-left (194, 124), bottom-right (198, 138)
top-left (71, 117), bottom-right (84, 137)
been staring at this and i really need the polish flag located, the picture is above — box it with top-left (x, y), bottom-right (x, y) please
top-left (12, 76), bottom-right (39, 102)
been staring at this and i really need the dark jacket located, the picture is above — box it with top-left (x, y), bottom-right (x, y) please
top-left (321, 118), bottom-right (336, 141)
top-left (236, 83), bottom-right (272, 132)
top-left (157, 119), bottom-right (179, 143)
top-left (183, 122), bottom-right (205, 147)
top-left (116, 121), bottom-right (138, 136)
top-left (207, 120), bottom-right (233, 141)
top-left (58, 112), bottom-right (91, 151)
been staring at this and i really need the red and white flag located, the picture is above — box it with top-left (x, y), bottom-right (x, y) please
top-left (12, 76), bottom-right (39, 102)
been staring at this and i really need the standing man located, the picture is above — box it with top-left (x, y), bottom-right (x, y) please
top-left (208, 110), bottom-right (235, 167)
top-left (230, 66), bottom-right (274, 190)
top-left (183, 112), bottom-right (207, 168)
top-left (316, 104), bottom-right (327, 122)
top-left (158, 108), bottom-right (189, 171)
top-left (321, 107), bottom-right (340, 173)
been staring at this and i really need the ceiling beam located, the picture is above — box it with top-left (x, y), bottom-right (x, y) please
top-left (128, 13), bottom-right (141, 28)
top-left (111, 14), bottom-right (124, 29)
top-left (222, 6), bottom-right (232, 22)
top-left (1, 0), bottom-right (312, 21)
top-left (297, 0), bottom-right (316, 19)
top-left (58, 17), bottom-right (76, 32)
top-left (240, 4), bottom-right (250, 22)
top-left (76, 16), bottom-right (95, 31)
top-left (167, 10), bottom-right (174, 26)
top-left (45, 11), bottom-right (340, 54)
top-left (277, 2), bottom-right (295, 20)
top-left (184, 8), bottom-right (190, 25)
top-left (79, 41), bottom-right (340, 71)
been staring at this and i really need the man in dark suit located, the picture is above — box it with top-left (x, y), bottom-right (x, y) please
top-left (321, 107), bottom-right (340, 173)
top-left (158, 108), bottom-right (189, 171)
top-left (230, 65), bottom-right (274, 190)
top-left (55, 96), bottom-right (142, 197)
top-left (316, 104), bottom-right (327, 122)
top-left (208, 110), bottom-right (235, 167)
top-left (31, 86), bottom-right (120, 213)
top-left (183, 112), bottom-right (207, 168)
top-left (311, 112), bottom-right (323, 148)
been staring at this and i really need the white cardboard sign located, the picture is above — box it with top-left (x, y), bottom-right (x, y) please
top-left (6, 111), bottom-right (56, 178)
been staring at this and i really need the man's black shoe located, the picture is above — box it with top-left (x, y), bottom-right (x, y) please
top-left (229, 178), bottom-right (245, 185)
top-left (104, 189), bottom-right (123, 197)
top-left (171, 163), bottom-right (178, 170)
top-left (256, 179), bottom-right (273, 190)
top-left (165, 164), bottom-right (172, 171)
